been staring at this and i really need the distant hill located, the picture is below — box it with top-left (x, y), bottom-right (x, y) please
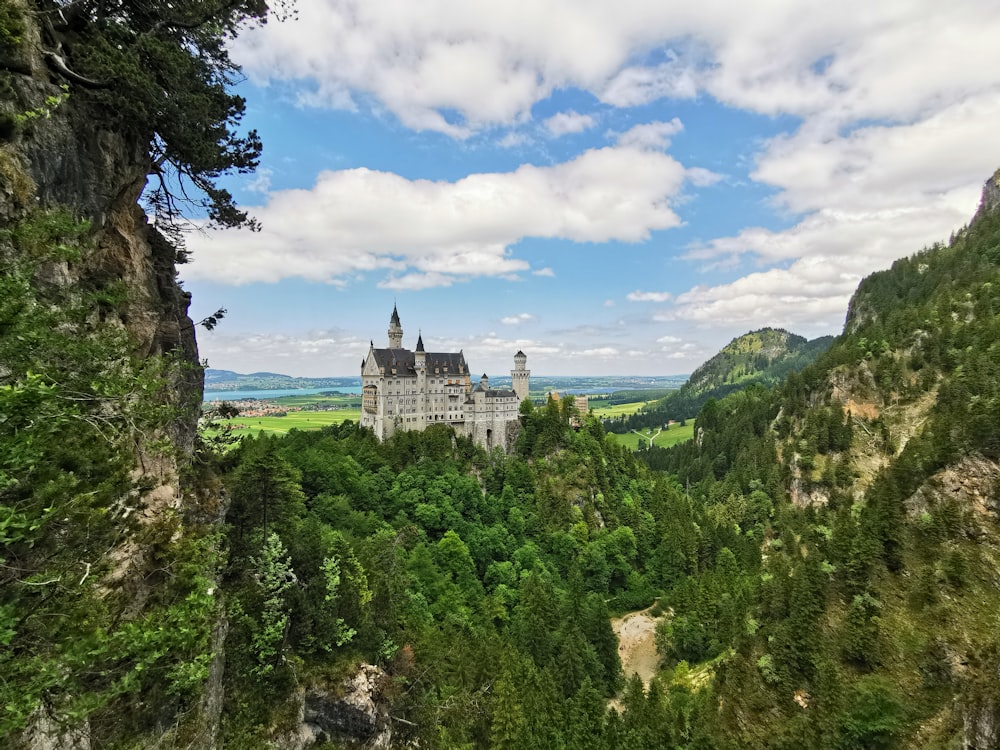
top-left (606, 328), bottom-right (833, 433)
top-left (204, 369), bottom-right (360, 391)
top-left (685, 328), bottom-right (834, 396)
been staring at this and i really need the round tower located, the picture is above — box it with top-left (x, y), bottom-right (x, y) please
top-left (511, 350), bottom-right (529, 402)
top-left (388, 304), bottom-right (403, 348)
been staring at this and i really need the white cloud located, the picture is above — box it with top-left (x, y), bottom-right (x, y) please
top-left (199, 329), bottom-right (366, 377)
top-left (603, 299), bottom-right (615, 307)
top-left (613, 118), bottom-right (684, 150)
top-left (498, 131), bottom-right (532, 149)
top-left (627, 290), bottom-right (673, 302)
top-left (501, 312), bottom-right (537, 325)
top-left (184, 145), bottom-right (693, 287)
top-left (533, 267), bottom-right (555, 277)
top-left (600, 52), bottom-right (702, 107)
top-left (686, 167), bottom-right (723, 187)
top-left (215, 0), bottom-right (1000, 370)
top-left (675, 93), bottom-right (1000, 330)
top-left (231, 0), bottom-right (1000, 137)
top-left (245, 168), bottom-right (273, 194)
top-left (544, 110), bottom-right (595, 136)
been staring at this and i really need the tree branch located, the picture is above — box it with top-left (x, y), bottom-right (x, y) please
top-left (42, 49), bottom-right (111, 89)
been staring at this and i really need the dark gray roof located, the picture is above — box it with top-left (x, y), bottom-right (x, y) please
top-left (467, 388), bottom-right (518, 401)
top-left (390, 305), bottom-right (401, 326)
top-left (416, 333), bottom-right (424, 352)
top-left (369, 348), bottom-right (467, 375)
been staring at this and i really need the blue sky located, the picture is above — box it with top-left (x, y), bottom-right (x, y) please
top-left (182, 0), bottom-right (1000, 377)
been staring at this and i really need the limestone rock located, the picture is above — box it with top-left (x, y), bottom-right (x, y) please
top-left (275, 665), bottom-right (395, 749)
top-left (974, 167), bottom-right (1000, 223)
top-left (904, 454), bottom-right (1000, 531)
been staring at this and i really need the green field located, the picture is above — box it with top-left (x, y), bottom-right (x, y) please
top-left (271, 393), bottom-right (361, 408)
top-left (607, 422), bottom-right (694, 451)
top-left (589, 399), bottom-right (656, 419)
top-left (218, 409), bottom-right (362, 436)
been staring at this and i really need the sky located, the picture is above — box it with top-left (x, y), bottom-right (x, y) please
top-left (181, 0), bottom-right (1000, 378)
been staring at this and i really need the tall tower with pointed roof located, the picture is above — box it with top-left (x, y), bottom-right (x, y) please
top-left (388, 305), bottom-right (403, 348)
top-left (511, 350), bottom-right (529, 402)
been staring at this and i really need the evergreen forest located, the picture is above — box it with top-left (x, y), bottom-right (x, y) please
top-left (2, 0), bottom-right (1000, 745)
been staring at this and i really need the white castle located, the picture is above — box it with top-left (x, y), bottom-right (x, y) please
top-left (360, 306), bottom-right (530, 451)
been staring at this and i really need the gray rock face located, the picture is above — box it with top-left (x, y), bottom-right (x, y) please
top-left (974, 167), bottom-right (1000, 223)
top-left (275, 665), bottom-right (394, 750)
top-left (964, 700), bottom-right (1000, 750)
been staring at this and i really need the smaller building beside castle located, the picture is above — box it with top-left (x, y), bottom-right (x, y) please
top-left (360, 307), bottom-right (529, 451)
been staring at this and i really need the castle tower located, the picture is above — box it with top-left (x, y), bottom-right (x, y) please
top-left (511, 350), bottom-right (529, 402)
top-left (388, 304), bottom-right (403, 348)
top-left (415, 332), bottom-right (426, 428)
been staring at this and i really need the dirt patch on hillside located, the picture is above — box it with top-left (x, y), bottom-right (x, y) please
top-left (611, 605), bottom-right (662, 688)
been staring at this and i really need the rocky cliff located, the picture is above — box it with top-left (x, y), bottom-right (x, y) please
top-left (1, 2), bottom-right (216, 745)
top-left (1, 0), bottom-right (203, 458)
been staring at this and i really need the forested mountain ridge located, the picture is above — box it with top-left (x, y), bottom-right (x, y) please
top-left (639, 169), bottom-right (1000, 748)
top-left (685, 328), bottom-right (833, 395)
top-left (607, 327), bottom-right (832, 433)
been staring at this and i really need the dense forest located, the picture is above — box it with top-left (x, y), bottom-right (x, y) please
top-left (208, 192), bottom-right (1000, 747)
top-left (4, 194), bottom-right (1000, 747)
top-left (605, 329), bottom-right (833, 434)
top-left (191, 197), bottom-right (1000, 746)
top-left (2, 0), bottom-right (1000, 744)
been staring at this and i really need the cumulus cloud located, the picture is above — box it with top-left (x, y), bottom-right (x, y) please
top-left (627, 290), bottom-right (673, 302)
top-left (230, 0), bottom-right (1000, 135)
top-left (501, 312), bottom-right (537, 325)
top-left (675, 93), bottom-right (1000, 330)
top-left (213, 0), bottom-right (1000, 371)
top-left (184, 145), bottom-right (692, 287)
top-left (532, 267), bottom-right (555, 277)
top-left (613, 118), bottom-right (683, 150)
top-left (544, 110), bottom-right (596, 136)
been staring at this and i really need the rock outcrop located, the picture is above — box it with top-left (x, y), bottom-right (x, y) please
top-left (275, 665), bottom-right (395, 750)
top-left (974, 167), bottom-right (1000, 223)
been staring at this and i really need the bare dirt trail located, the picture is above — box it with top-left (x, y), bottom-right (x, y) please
top-left (611, 605), bottom-right (662, 688)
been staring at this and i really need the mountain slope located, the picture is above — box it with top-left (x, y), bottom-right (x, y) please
top-left (607, 327), bottom-right (832, 433)
top-left (642, 169), bottom-right (1000, 748)
top-left (686, 328), bottom-right (833, 395)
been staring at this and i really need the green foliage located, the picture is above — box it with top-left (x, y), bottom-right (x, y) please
top-left (0, 210), bottom-right (219, 742)
top-left (206, 205), bottom-right (1000, 746)
top-left (12, 85), bottom-right (70, 125)
top-left (29, 0), bottom-right (291, 229)
top-left (248, 532), bottom-right (296, 676)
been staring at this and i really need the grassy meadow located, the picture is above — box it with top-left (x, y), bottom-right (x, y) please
top-left (589, 399), bottom-right (657, 419)
top-left (606, 422), bottom-right (694, 450)
top-left (217, 409), bottom-right (362, 436)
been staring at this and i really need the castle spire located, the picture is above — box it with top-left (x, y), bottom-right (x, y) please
top-left (388, 304), bottom-right (403, 348)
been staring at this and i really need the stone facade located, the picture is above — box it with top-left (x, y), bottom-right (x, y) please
top-left (361, 307), bottom-right (529, 451)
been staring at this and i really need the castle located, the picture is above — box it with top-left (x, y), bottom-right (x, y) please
top-left (360, 306), bottom-right (530, 451)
